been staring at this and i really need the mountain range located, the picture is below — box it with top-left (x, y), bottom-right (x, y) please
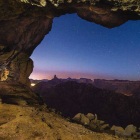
top-left (32, 76), bottom-right (140, 128)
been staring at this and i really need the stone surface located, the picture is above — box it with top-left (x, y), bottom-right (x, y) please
top-left (99, 120), bottom-right (105, 125)
top-left (72, 113), bottom-right (82, 123)
top-left (0, 16), bottom-right (52, 86)
top-left (111, 125), bottom-right (125, 137)
top-left (86, 113), bottom-right (95, 120)
top-left (99, 124), bottom-right (110, 130)
top-left (90, 123), bottom-right (97, 130)
top-left (0, 103), bottom-right (126, 140)
top-left (124, 124), bottom-right (137, 137)
top-left (0, 98), bottom-right (2, 105)
top-left (0, 82), bottom-right (44, 106)
top-left (73, 113), bottom-right (111, 133)
top-left (95, 114), bottom-right (98, 121)
top-left (133, 132), bottom-right (140, 139)
top-left (80, 114), bottom-right (90, 125)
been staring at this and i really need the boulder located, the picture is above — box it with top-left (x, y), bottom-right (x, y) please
top-left (100, 124), bottom-right (110, 130)
top-left (80, 114), bottom-right (90, 125)
top-left (0, 98), bottom-right (2, 105)
top-left (72, 113), bottom-right (82, 123)
top-left (92, 114), bottom-right (98, 123)
top-left (111, 125), bottom-right (124, 137)
top-left (124, 124), bottom-right (137, 137)
top-left (96, 120), bottom-right (105, 126)
top-left (95, 114), bottom-right (97, 121)
top-left (86, 113), bottom-right (95, 120)
top-left (99, 120), bottom-right (105, 125)
top-left (89, 123), bottom-right (97, 130)
top-left (133, 132), bottom-right (140, 138)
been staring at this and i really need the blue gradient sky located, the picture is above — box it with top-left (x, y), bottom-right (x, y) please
top-left (30, 14), bottom-right (140, 80)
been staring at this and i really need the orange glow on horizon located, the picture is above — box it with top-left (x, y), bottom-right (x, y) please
top-left (29, 69), bottom-right (117, 80)
top-left (29, 70), bottom-right (96, 80)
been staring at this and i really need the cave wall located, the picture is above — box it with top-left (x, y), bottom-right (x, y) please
top-left (0, 0), bottom-right (140, 86)
top-left (0, 16), bottom-right (52, 86)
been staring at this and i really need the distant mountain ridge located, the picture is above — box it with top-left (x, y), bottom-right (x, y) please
top-left (31, 76), bottom-right (140, 96)
top-left (60, 77), bottom-right (93, 84)
top-left (30, 75), bottom-right (94, 85)
top-left (32, 75), bottom-right (62, 93)
top-left (94, 79), bottom-right (140, 96)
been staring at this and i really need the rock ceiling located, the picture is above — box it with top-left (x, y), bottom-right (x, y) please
top-left (0, 0), bottom-right (140, 86)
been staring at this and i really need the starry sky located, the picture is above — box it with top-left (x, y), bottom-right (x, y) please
top-left (30, 13), bottom-right (140, 80)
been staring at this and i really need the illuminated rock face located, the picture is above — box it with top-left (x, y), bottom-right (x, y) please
top-left (0, 67), bottom-right (9, 81)
top-left (0, 0), bottom-right (140, 86)
top-left (0, 16), bottom-right (52, 86)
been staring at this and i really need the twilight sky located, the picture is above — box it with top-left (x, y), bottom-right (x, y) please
top-left (30, 13), bottom-right (140, 80)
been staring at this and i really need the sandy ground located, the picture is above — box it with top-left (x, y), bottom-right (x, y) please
top-left (0, 103), bottom-right (127, 140)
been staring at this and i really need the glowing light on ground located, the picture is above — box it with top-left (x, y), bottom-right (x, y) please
top-left (31, 83), bottom-right (36, 86)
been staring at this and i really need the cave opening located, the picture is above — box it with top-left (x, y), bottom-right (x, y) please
top-left (1, 2), bottom-right (140, 137)
top-left (30, 13), bottom-right (140, 81)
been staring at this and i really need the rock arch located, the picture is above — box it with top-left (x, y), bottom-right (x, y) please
top-left (0, 0), bottom-right (140, 86)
